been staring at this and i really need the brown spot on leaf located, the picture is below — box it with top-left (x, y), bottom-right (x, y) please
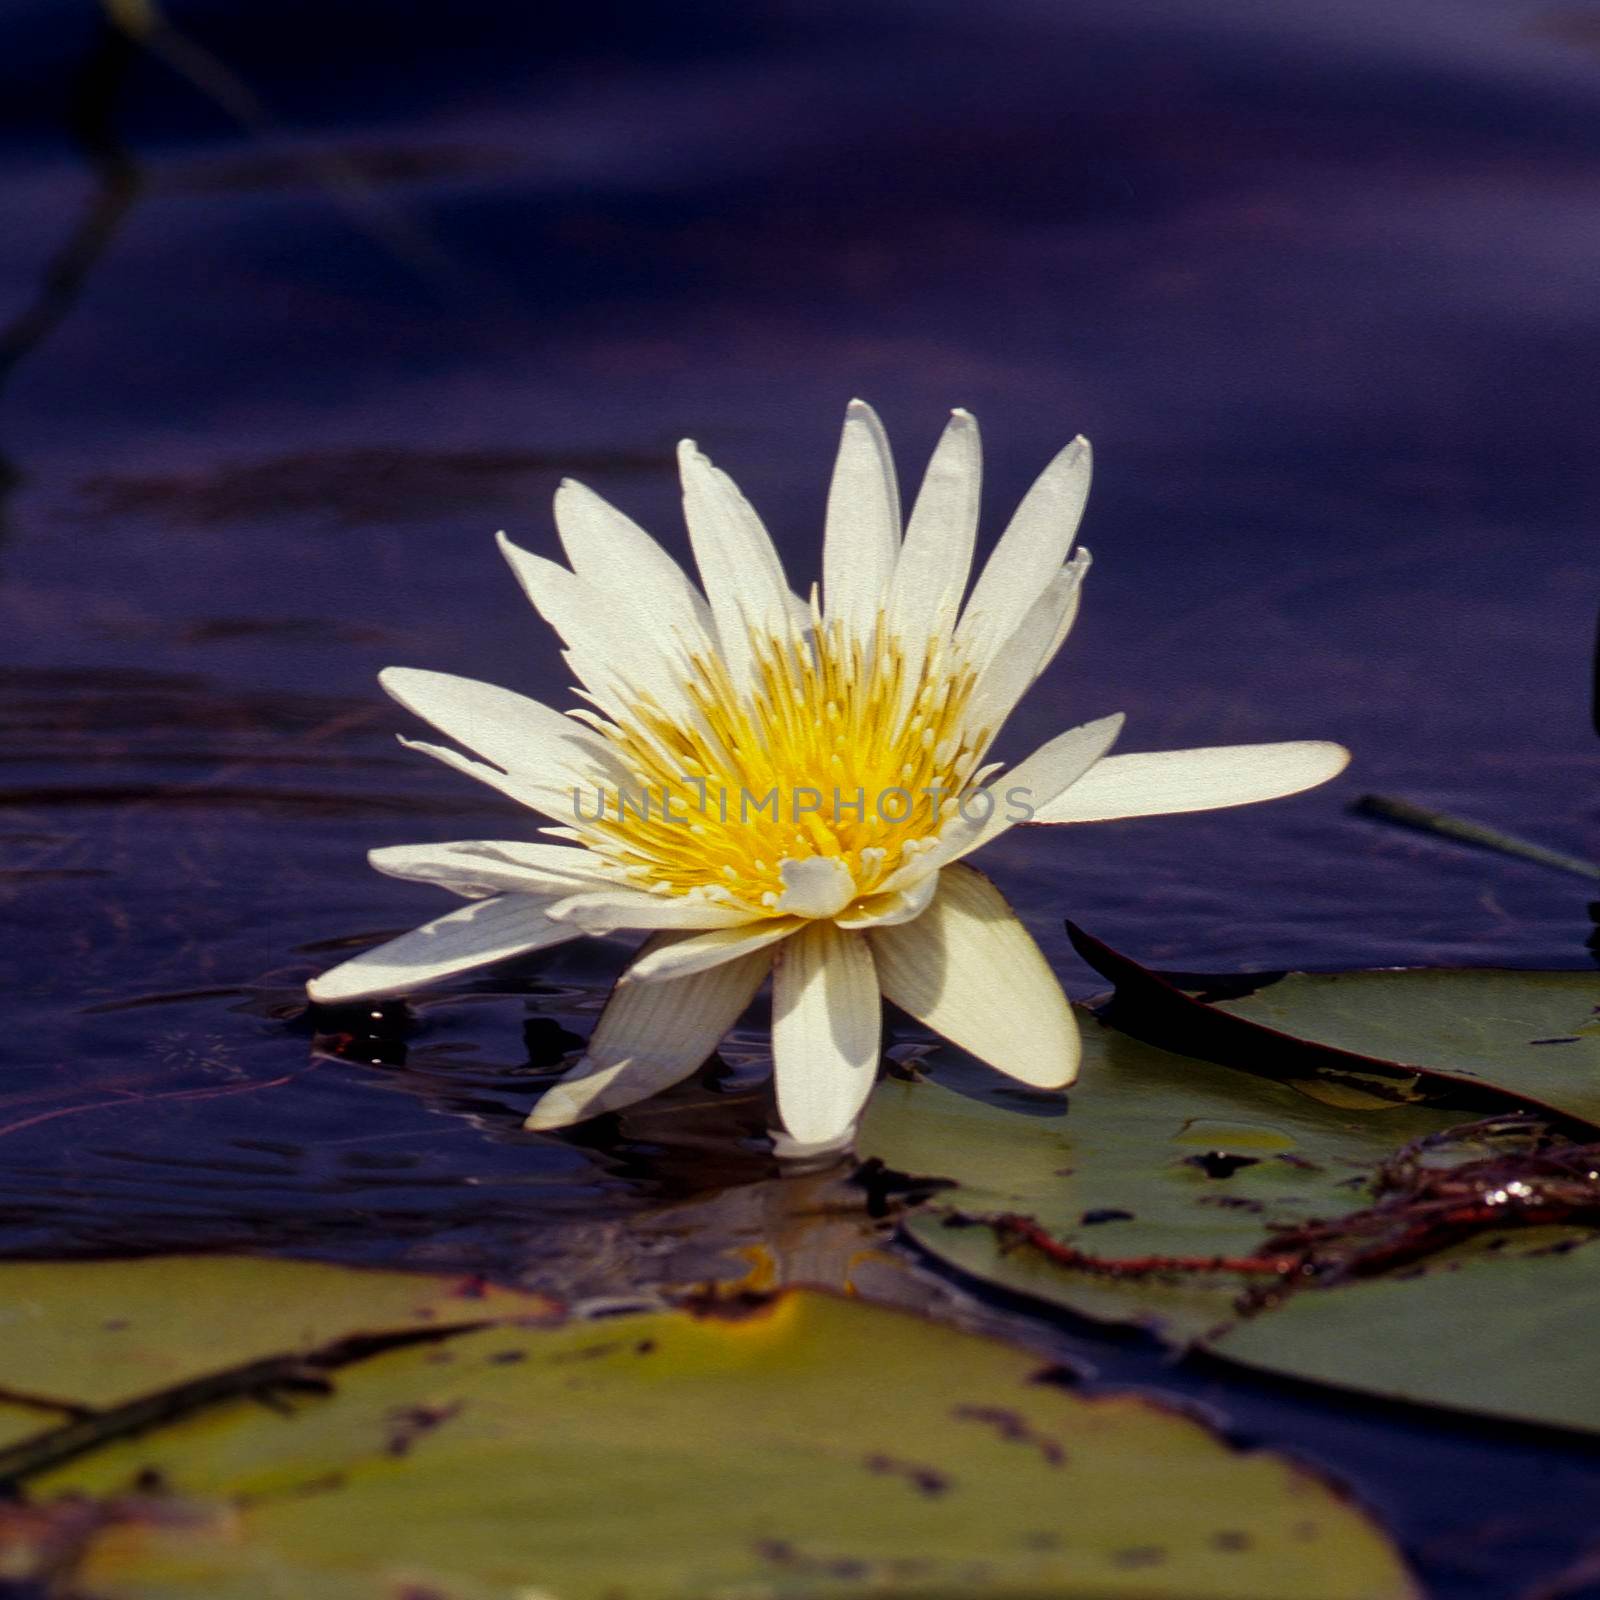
top-left (384, 1401), bottom-right (464, 1458)
top-left (864, 1452), bottom-right (951, 1497)
top-left (1184, 1151), bottom-right (1262, 1179)
top-left (754, 1539), bottom-right (872, 1580)
top-left (1111, 1545), bottom-right (1167, 1568)
top-left (951, 1404), bottom-right (1066, 1466)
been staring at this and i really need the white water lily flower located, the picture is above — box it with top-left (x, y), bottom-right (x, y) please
top-left (308, 403), bottom-right (1349, 1147)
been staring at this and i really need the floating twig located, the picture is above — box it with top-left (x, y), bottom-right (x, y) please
top-left (1354, 794), bottom-right (1600, 882)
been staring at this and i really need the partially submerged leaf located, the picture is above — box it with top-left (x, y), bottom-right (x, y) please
top-left (9, 1279), bottom-right (1416, 1600)
top-left (1206, 968), bottom-right (1600, 1130)
top-left (0, 1256), bottom-right (559, 1413)
top-left (860, 1015), bottom-right (1461, 1344)
top-left (861, 977), bottom-right (1600, 1437)
top-left (1066, 925), bottom-right (1600, 1136)
top-left (1208, 1229), bottom-right (1600, 1435)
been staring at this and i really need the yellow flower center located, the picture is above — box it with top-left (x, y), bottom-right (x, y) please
top-left (571, 616), bottom-right (986, 916)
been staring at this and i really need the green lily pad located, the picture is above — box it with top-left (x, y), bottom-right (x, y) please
top-left (1207, 1229), bottom-right (1600, 1435)
top-left (860, 1015), bottom-right (1462, 1344)
top-left (0, 1256), bottom-right (558, 1464)
top-left (862, 975), bottom-right (1600, 1436)
top-left (1066, 925), bottom-right (1600, 1134)
top-left (0, 1255), bottom-right (559, 1414)
top-left (1208, 969), bottom-right (1600, 1128)
top-left (3, 1272), bottom-right (1416, 1600)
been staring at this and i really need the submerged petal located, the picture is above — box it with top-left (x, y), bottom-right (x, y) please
top-left (772, 921), bottom-right (881, 1145)
top-left (868, 863), bottom-right (1079, 1088)
top-left (1030, 740), bottom-right (1351, 823)
top-left (307, 895), bottom-right (577, 1004)
top-left (524, 934), bottom-right (772, 1129)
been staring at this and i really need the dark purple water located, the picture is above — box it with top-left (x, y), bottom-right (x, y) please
top-left (2, 2), bottom-right (1599, 1593)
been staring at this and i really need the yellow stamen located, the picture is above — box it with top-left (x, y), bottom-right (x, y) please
top-left (571, 615), bottom-right (980, 917)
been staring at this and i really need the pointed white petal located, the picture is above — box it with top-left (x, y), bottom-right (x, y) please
top-left (678, 440), bottom-right (803, 689)
top-left (771, 921), bottom-right (881, 1145)
top-left (958, 435), bottom-right (1091, 671)
top-left (381, 668), bottom-right (624, 789)
top-left (1037, 549), bottom-right (1092, 673)
top-left (551, 479), bottom-right (716, 657)
top-left (773, 855), bottom-right (857, 918)
top-left (886, 410), bottom-right (980, 667)
top-left (1030, 740), bottom-right (1352, 824)
top-left (621, 918), bottom-right (802, 984)
top-left (369, 840), bottom-right (618, 898)
top-left (876, 713), bottom-right (1124, 889)
top-left (397, 735), bottom-right (575, 822)
top-left (524, 935), bottom-right (771, 1129)
top-left (962, 550), bottom-right (1091, 750)
top-left (961, 712), bottom-right (1124, 854)
top-left (494, 533), bottom-right (695, 722)
top-left (869, 864), bottom-right (1078, 1088)
top-left (306, 895), bottom-right (578, 1004)
top-left (822, 399), bottom-right (901, 645)
top-left (543, 888), bottom-right (757, 933)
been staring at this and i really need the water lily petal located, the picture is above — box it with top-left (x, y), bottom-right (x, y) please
top-left (772, 921), bottom-right (881, 1144)
top-left (1036, 550), bottom-right (1092, 674)
top-left (380, 668), bottom-right (624, 790)
top-left (306, 895), bottom-right (578, 1003)
top-left (1029, 740), bottom-right (1351, 823)
top-left (524, 934), bottom-right (772, 1129)
top-left (962, 550), bottom-right (1092, 749)
top-left (396, 736), bottom-right (575, 822)
top-left (823, 399), bottom-right (901, 648)
top-left (892, 712), bottom-right (1122, 880)
top-left (543, 887), bottom-right (758, 933)
top-left (886, 410), bottom-right (980, 671)
top-left (369, 840), bottom-right (618, 898)
top-left (495, 533), bottom-right (694, 723)
top-left (833, 868), bottom-right (940, 929)
top-left (868, 863), bottom-right (1078, 1088)
top-left (552, 478), bottom-right (717, 659)
top-left (958, 434), bottom-right (1091, 672)
top-left (678, 440), bottom-right (805, 689)
top-left (621, 918), bottom-right (801, 984)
